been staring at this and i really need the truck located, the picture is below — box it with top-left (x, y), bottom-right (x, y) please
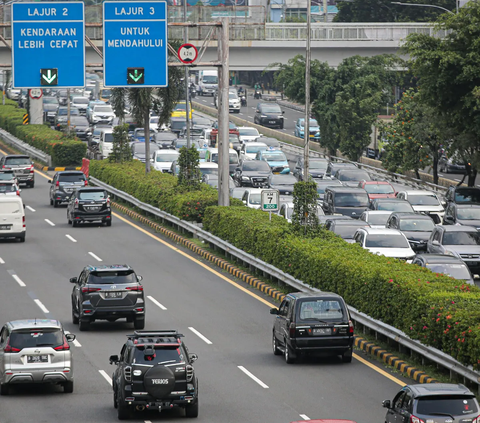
top-left (197, 69), bottom-right (218, 96)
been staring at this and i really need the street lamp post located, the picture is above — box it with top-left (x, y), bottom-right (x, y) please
top-left (391, 1), bottom-right (456, 14)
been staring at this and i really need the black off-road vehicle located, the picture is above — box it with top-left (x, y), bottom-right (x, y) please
top-left (110, 330), bottom-right (199, 420)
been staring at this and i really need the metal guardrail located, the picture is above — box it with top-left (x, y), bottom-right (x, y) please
top-left (0, 128), bottom-right (52, 166)
top-left (89, 175), bottom-right (480, 389)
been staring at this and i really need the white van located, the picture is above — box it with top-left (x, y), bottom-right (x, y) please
top-left (99, 128), bottom-right (114, 159)
top-left (0, 196), bottom-right (25, 242)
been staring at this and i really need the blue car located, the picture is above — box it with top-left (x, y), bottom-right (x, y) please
top-left (131, 128), bottom-right (156, 143)
top-left (255, 148), bottom-right (290, 174)
top-left (294, 118), bottom-right (320, 140)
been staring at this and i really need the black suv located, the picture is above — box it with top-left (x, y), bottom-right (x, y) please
top-left (270, 292), bottom-right (354, 364)
top-left (109, 330), bottom-right (199, 420)
top-left (445, 186), bottom-right (480, 204)
top-left (0, 155), bottom-right (34, 187)
top-left (70, 265), bottom-right (145, 331)
top-left (66, 187), bottom-right (112, 227)
top-left (48, 171), bottom-right (87, 207)
top-left (293, 157), bottom-right (329, 181)
top-left (254, 102), bottom-right (284, 129)
top-left (383, 383), bottom-right (480, 423)
top-left (233, 160), bottom-right (271, 187)
top-left (322, 186), bottom-right (370, 218)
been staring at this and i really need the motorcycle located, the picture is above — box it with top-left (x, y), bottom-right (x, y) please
top-left (241, 95), bottom-right (247, 107)
top-left (189, 84), bottom-right (196, 99)
top-left (254, 90), bottom-right (262, 100)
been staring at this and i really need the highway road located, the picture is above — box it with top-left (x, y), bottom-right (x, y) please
top-left (0, 147), bottom-right (412, 423)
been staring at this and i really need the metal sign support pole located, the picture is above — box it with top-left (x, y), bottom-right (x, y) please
top-left (184, 0), bottom-right (191, 149)
top-left (269, 211), bottom-right (272, 221)
top-left (218, 18), bottom-right (230, 207)
top-left (67, 88), bottom-right (71, 136)
top-left (304, 0), bottom-right (311, 181)
top-left (2, 69), bottom-right (4, 105)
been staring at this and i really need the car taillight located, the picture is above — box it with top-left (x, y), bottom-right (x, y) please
top-left (349, 320), bottom-right (354, 335)
top-left (29, 165), bottom-right (34, 174)
top-left (410, 416), bottom-right (425, 423)
top-left (289, 322), bottom-right (296, 337)
top-left (4, 343), bottom-right (21, 353)
top-left (126, 286), bottom-right (143, 291)
top-left (473, 416), bottom-right (480, 423)
top-left (54, 337), bottom-right (70, 351)
top-left (16, 190), bottom-right (20, 196)
top-left (56, 181), bottom-right (59, 187)
top-left (106, 197), bottom-right (110, 207)
top-left (74, 198), bottom-right (79, 208)
top-left (81, 287), bottom-right (101, 293)
top-left (22, 215), bottom-right (25, 228)
top-left (84, 180), bottom-right (88, 186)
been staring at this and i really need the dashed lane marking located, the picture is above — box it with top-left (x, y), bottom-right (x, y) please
top-left (26, 206), bottom-right (35, 212)
top-left (188, 327), bottom-right (213, 345)
top-left (237, 366), bottom-right (269, 389)
top-left (45, 219), bottom-right (55, 226)
top-left (0, 257), bottom-right (4, 264)
top-left (65, 234), bottom-right (77, 243)
top-left (147, 295), bottom-right (167, 310)
top-left (99, 370), bottom-right (112, 385)
top-left (12, 274), bottom-right (26, 287)
top-left (34, 299), bottom-right (49, 314)
top-left (88, 251), bottom-right (103, 262)
top-left (299, 415), bottom-right (310, 421)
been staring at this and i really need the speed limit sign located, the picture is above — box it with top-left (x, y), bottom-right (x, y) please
top-left (178, 43), bottom-right (198, 64)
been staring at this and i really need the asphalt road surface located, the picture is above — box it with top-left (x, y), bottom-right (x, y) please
top-left (0, 146), bottom-right (412, 423)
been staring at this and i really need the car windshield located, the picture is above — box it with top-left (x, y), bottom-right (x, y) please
top-left (228, 93), bottom-right (238, 99)
top-left (364, 213), bottom-right (390, 225)
top-left (175, 103), bottom-right (188, 111)
top-left (243, 161), bottom-right (270, 171)
top-left (94, 106), bottom-right (112, 113)
top-left (334, 225), bottom-right (367, 239)
top-left (156, 152), bottom-right (179, 162)
top-left (364, 184), bottom-right (394, 194)
top-left (454, 189), bottom-right (480, 203)
top-left (134, 346), bottom-right (184, 365)
top-left (193, 118), bottom-right (210, 126)
top-left (58, 173), bottom-right (85, 183)
top-left (73, 98), bottom-right (89, 104)
top-left (246, 145), bottom-right (267, 154)
top-left (299, 119), bottom-right (319, 128)
top-left (443, 231), bottom-right (480, 245)
top-left (100, 89), bottom-right (112, 97)
top-left (335, 193), bottom-right (370, 207)
top-left (9, 329), bottom-right (63, 349)
top-left (399, 219), bottom-right (435, 231)
top-left (239, 128), bottom-right (259, 136)
top-left (338, 171), bottom-right (371, 182)
top-left (198, 150), bottom-right (207, 159)
top-left (365, 234), bottom-right (409, 248)
top-left (249, 193), bottom-right (261, 205)
top-left (260, 105), bottom-right (281, 113)
top-left (0, 173), bottom-right (14, 181)
top-left (263, 152), bottom-right (287, 162)
top-left (202, 75), bottom-right (217, 84)
top-left (376, 202), bottom-right (413, 212)
top-left (270, 175), bottom-right (297, 185)
top-left (133, 143), bottom-right (159, 153)
top-left (70, 117), bottom-right (88, 125)
top-left (316, 183), bottom-right (341, 194)
top-left (88, 270), bottom-right (136, 284)
top-left (43, 97), bottom-right (58, 104)
top-left (298, 300), bottom-right (344, 320)
top-left (200, 168), bottom-right (218, 176)
top-left (79, 191), bottom-right (107, 200)
top-left (5, 157), bottom-right (30, 165)
top-left (457, 208), bottom-right (480, 220)
top-left (210, 153), bottom-right (238, 164)
top-left (104, 133), bottom-right (114, 143)
top-left (427, 263), bottom-right (472, 280)
top-left (175, 140), bottom-right (188, 148)
top-left (416, 396), bottom-right (478, 415)
top-left (0, 183), bottom-right (15, 193)
top-left (408, 194), bottom-right (440, 206)
top-left (310, 161), bottom-right (328, 170)
top-left (135, 130), bottom-right (155, 137)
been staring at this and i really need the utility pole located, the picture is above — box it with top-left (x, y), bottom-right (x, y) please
top-left (304, 0), bottom-right (311, 180)
top-left (218, 18), bottom-right (230, 207)
top-left (67, 88), bottom-right (71, 136)
top-left (184, 0), bottom-right (191, 149)
top-left (323, 0), bottom-right (328, 22)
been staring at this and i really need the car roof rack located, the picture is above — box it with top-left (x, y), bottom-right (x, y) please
top-left (128, 330), bottom-right (185, 338)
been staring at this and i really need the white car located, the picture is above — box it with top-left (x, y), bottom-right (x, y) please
top-left (354, 227), bottom-right (415, 260)
top-left (71, 96), bottom-right (89, 114)
top-left (199, 162), bottom-right (219, 178)
top-left (153, 150), bottom-right (180, 173)
top-left (89, 104), bottom-right (115, 125)
top-left (241, 188), bottom-right (263, 209)
top-left (240, 142), bottom-right (268, 162)
top-left (215, 90), bottom-right (241, 113)
top-left (396, 190), bottom-right (444, 223)
top-left (279, 202), bottom-right (325, 223)
top-left (0, 181), bottom-right (20, 197)
top-left (99, 128), bottom-right (114, 159)
top-left (359, 210), bottom-right (392, 228)
top-left (238, 127), bottom-right (260, 143)
top-left (0, 196), bottom-right (25, 242)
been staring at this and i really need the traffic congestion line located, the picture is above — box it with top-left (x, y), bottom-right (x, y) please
top-left (65, 234), bottom-right (77, 243)
top-left (44, 218), bottom-right (55, 226)
top-left (25, 205), bottom-right (35, 212)
top-left (237, 366), bottom-right (269, 389)
top-left (34, 299), bottom-right (49, 314)
top-left (99, 370), bottom-right (112, 386)
top-left (88, 251), bottom-right (103, 262)
top-left (147, 295), bottom-right (167, 310)
top-left (188, 327), bottom-right (213, 345)
top-left (11, 274), bottom-right (26, 287)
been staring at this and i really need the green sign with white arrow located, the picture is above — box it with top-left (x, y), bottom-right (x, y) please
top-left (127, 67), bottom-right (145, 85)
top-left (40, 68), bottom-right (58, 86)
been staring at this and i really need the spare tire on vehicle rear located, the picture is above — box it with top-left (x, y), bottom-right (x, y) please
top-left (143, 366), bottom-right (176, 399)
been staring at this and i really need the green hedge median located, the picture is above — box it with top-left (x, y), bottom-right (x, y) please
top-left (203, 206), bottom-right (480, 369)
top-left (0, 104), bottom-right (86, 166)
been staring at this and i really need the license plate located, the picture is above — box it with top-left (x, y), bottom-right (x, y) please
top-left (273, 172), bottom-right (280, 175)
top-left (105, 291), bottom-right (122, 298)
top-left (86, 206), bottom-right (100, 211)
top-left (269, 121), bottom-right (276, 124)
top-left (0, 225), bottom-right (11, 230)
top-left (468, 261), bottom-right (478, 266)
top-left (309, 134), bottom-right (315, 138)
top-left (27, 355), bottom-right (48, 363)
top-left (313, 328), bottom-right (331, 335)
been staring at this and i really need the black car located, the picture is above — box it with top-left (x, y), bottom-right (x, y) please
top-left (254, 136), bottom-right (281, 149)
top-left (270, 292), bottom-right (354, 363)
top-left (386, 212), bottom-right (435, 252)
top-left (293, 157), bottom-right (329, 181)
top-left (369, 198), bottom-right (415, 213)
top-left (325, 219), bottom-right (370, 243)
top-left (0, 155), bottom-right (34, 187)
top-left (48, 171), bottom-right (87, 207)
top-left (254, 102), bottom-right (284, 129)
top-left (65, 116), bottom-right (91, 140)
top-left (322, 186), bottom-right (370, 218)
top-left (56, 89), bottom-right (69, 106)
top-left (444, 203), bottom-right (480, 227)
top-left (154, 131), bottom-right (177, 149)
top-left (439, 154), bottom-right (466, 173)
top-left (70, 264), bottom-right (145, 331)
top-left (66, 187), bottom-right (112, 227)
top-left (43, 96), bottom-right (59, 124)
top-left (383, 384), bottom-right (480, 423)
top-left (233, 160), bottom-right (272, 187)
top-left (411, 254), bottom-right (474, 285)
top-left (54, 106), bottom-right (80, 129)
top-left (268, 173), bottom-right (297, 195)
top-left (445, 186), bottom-right (480, 204)
top-left (315, 179), bottom-right (343, 202)
top-left (109, 330), bottom-right (199, 420)
top-left (325, 162), bottom-right (357, 178)
top-left (334, 168), bottom-right (371, 188)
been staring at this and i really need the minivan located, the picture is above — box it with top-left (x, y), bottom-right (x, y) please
top-left (323, 186), bottom-right (370, 218)
top-left (99, 128), bottom-right (114, 159)
top-left (0, 196), bottom-right (26, 242)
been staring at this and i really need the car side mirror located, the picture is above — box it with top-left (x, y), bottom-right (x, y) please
top-left (65, 333), bottom-right (76, 342)
top-left (137, 275), bottom-right (143, 282)
top-left (242, 200), bottom-right (247, 204)
top-left (432, 240), bottom-right (440, 245)
top-left (70, 277), bottom-right (78, 283)
top-left (48, 180), bottom-right (52, 183)
top-left (382, 400), bottom-right (391, 409)
top-left (282, 110), bottom-right (285, 114)
top-left (189, 353), bottom-right (198, 362)
top-left (269, 307), bottom-right (279, 315)
top-left (109, 354), bottom-right (119, 365)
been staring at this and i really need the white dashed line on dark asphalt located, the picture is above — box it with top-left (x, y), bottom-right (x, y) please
top-left (147, 296), bottom-right (167, 310)
top-left (65, 234), bottom-right (77, 243)
top-left (237, 366), bottom-right (269, 389)
top-left (26, 206), bottom-right (35, 212)
top-left (45, 219), bottom-right (55, 226)
top-left (99, 370), bottom-right (112, 385)
top-left (34, 299), bottom-right (49, 313)
top-left (88, 252), bottom-right (103, 262)
top-left (188, 327), bottom-right (213, 345)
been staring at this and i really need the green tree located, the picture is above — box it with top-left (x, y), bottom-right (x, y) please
top-left (178, 145), bottom-right (201, 190)
top-left (403, 2), bottom-right (480, 186)
top-left (292, 181), bottom-right (319, 236)
top-left (108, 123), bottom-right (132, 163)
top-left (110, 88), bottom-right (127, 124)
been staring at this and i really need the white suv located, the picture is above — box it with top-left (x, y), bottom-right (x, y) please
top-left (0, 319), bottom-right (76, 394)
top-left (214, 90), bottom-right (241, 113)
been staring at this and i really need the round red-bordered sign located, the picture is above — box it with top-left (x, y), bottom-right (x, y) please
top-left (29, 88), bottom-right (43, 99)
top-left (178, 43), bottom-right (198, 64)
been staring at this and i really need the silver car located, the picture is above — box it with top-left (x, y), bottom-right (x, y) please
top-left (0, 319), bottom-right (75, 395)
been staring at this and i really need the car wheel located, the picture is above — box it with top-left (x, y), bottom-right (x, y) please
top-left (17, 234), bottom-right (25, 243)
top-left (105, 220), bottom-right (112, 227)
top-left (72, 220), bottom-right (78, 227)
top-left (50, 197), bottom-right (53, 206)
top-left (342, 348), bottom-right (353, 363)
top-left (72, 305), bottom-right (79, 324)
top-left (78, 319), bottom-right (90, 331)
top-left (63, 381), bottom-right (74, 393)
top-left (117, 397), bottom-right (132, 420)
top-left (134, 318), bottom-right (145, 330)
top-left (0, 384), bottom-right (9, 396)
top-left (53, 200), bottom-right (59, 208)
top-left (272, 332), bottom-right (281, 356)
top-left (284, 342), bottom-right (295, 364)
top-left (279, 123), bottom-right (284, 130)
top-left (28, 181), bottom-right (34, 188)
top-left (113, 387), bottom-right (118, 409)
top-left (185, 399), bottom-right (199, 418)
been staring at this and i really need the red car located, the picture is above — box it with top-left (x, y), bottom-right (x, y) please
top-left (358, 181), bottom-right (396, 200)
top-left (291, 420), bottom-right (357, 423)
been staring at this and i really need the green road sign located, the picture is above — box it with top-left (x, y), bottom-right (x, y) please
top-left (40, 68), bottom-right (58, 86)
top-left (261, 189), bottom-right (279, 212)
top-left (127, 67), bottom-right (145, 85)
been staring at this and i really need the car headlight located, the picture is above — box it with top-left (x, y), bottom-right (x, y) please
top-left (444, 250), bottom-right (460, 258)
top-left (242, 176), bottom-right (250, 181)
top-left (261, 115), bottom-right (267, 118)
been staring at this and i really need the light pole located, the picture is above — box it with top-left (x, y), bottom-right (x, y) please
top-left (391, 1), bottom-right (456, 14)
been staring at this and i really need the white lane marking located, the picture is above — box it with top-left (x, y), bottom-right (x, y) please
top-left (65, 234), bottom-right (77, 243)
top-left (34, 299), bottom-right (49, 313)
top-left (454, 178), bottom-right (461, 181)
top-left (237, 366), bottom-right (269, 388)
top-left (202, 100), bottom-right (207, 102)
top-left (64, 331), bottom-right (82, 347)
top-left (99, 370), bottom-right (112, 386)
top-left (88, 252), bottom-right (103, 262)
top-left (12, 274), bottom-right (26, 287)
top-left (147, 295), bottom-right (167, 310)
top-left (188, 327), bottom-right (213, 345)
top-left (0, 257), bottom-right (4, 264)
top-left (239, 113), bottom-right (243, 115)
top-left (26, 205), bottom-right (36, 212)
top-left (248, 116), bottom-right (254, 119)
top-left (300, 415), bottom-right (311, 420)
top-left (251, 107), bottom-right (256, 110)
top-left (45, 219), bottom-right (55, 226)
